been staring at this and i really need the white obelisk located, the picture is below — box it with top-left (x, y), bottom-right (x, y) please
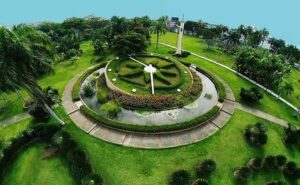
top-left (175, 18), bottom-right (185, 55)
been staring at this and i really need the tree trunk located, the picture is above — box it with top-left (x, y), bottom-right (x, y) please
top-left (44, 103), bottom-right (65, 125)
top-left (23, 83), bottom-right (65, 125)
top-left (156, 33), bottom-right (159, 49)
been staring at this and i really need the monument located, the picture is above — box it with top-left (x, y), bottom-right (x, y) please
top-left (175, 16), bottom-right (185, 55)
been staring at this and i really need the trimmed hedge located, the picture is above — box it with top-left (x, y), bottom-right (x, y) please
top-left (58, 131), bottom-right (103, 185)
top-left (72, 62), bottom-right (107, 101)
top-left (180, 61), bottom-right (226, 102)
top-left (80, 105), bottom-right (220, 133)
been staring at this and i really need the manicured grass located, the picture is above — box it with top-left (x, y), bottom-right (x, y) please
top-left (107, 54), bottom-right (191, 95)
top-left (154, 32), bottom-right (300, 107)
top-left (65, 110), bottom-right (300, 185)
top-left (148, 43), bottom-right (299, 124)
top-left (282, 68), bottom-right (300, 107)
top-left (0, 118), bottom-right (33, 143)
top-left (0, 91), bottom-right (27, 121)
top-left (2, 142), bottom-right (75, 185)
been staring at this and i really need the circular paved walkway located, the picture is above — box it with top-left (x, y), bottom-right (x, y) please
top-left (62, 69), bottom-right (235, 149)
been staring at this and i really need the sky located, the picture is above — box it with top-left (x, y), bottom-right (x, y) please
top-left (0, 0), bottom-right (299, 46)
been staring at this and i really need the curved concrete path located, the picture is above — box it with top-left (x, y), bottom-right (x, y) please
top-left (62, 67), bottom-right (235, 149)
top-left (0, 112), bottom-right (30, 126)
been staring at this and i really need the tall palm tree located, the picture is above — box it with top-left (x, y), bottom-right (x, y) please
top-left (0, 25), bottom-right (64, 124)
top-left (150, 18), bottom-right (167, 49)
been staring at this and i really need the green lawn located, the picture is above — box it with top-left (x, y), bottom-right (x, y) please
top-left (2, 142), bottom-right (75, 185)
top-left (65, 110), bottom-right (300, 185)
top-left (148, 43), bottom-right (299, 124)
top-left (153, 32), bottom-right (300, 108)
top-left (0, 118), bottom-right (33, 143)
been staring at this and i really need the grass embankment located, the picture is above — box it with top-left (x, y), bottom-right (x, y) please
top-left (65, 110), bottom-right (300, 185)
top-left (153, 32), bottom-right (300, 108)
top-left (2, 142), bottom-right (75, 185)
top-left (148, 40), bottom-right (299, 124)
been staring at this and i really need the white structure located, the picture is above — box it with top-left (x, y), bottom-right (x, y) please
top-left (175, 19), bottom-right (185, 55)
top-left (130, 57), bottom-right (156, 95)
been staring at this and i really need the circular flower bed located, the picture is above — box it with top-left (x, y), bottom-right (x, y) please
top-left (73, 53), bottom-right (225, 133)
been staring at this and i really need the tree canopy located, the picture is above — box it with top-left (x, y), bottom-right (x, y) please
top-left (235, 47), bottom-right (291, 88)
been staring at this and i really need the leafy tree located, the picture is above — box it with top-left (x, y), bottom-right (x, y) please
top-left (196, 159), bottom-right (217, 177)
top-left (92, 39), bottom-right (105, 56)
top-left (236, 47), bottom-right (291, 88)
top-left (240, 87), bottom-right (263, 103)
top-left (244, 122), bottom-right (268, 147)
top-left (0, 25), bottom-right (64, 124)
top-left (234, 167), bottom-right (251, 181)
top-left (282, 161), bottom-right (300, 180)
top-left (263, 155), bottom-right (278, 169)
top-left (269, 38), bottom-right (285, 53)
top-left (276, 155), bottom-right (287, 167)
top-left (184, 21), bottom-right (199, 35)
top-left (111, 32), bottom-right (148, 55)
top-left (247, 158), bottom-right (262, 170)
top-left (202, 29), bottom-right (217, 48)
top-left (150, 17), bottom-right (167, 49)
top-left (283, 124), bottom-right (300, 145)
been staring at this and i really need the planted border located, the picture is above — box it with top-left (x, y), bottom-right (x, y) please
top-left (0, 124), bottom-right (103, 185)
top-left (80, 105), bottom-right (220, 133)
top-left (180, 61), bottom-right (226, 102)
top-left (72, 62), bottom-right (107, 101)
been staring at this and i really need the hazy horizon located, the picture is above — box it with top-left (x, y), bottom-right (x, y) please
top-left (1, 0), bottom-right (299, 47)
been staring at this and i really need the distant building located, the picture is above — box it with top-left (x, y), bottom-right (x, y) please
top-left (167, 17), bottom-right (180, 32)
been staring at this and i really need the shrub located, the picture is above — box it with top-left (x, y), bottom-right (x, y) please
top-left (234, 167), bottom-right (251, 181)
top-left (196, 159), bottom-right (217, 177)
top-left (58, 131), bottom-right (103, 184)
top-left (72, 62), bottom-right (107, 101)
top-left (263, 155), bottom-right (278, 169)
top-left (240, 87), bottom-right (263, 103)
top-left (276, 155), bottom-right (287, 167)
top-left (83, 83), bottom-right (95, 97)
top-left (81, 173), bottom-right (103, 185)
top-left (191, 178), bottom-right (209, 185)
top-left (283, 124), bottom-right (299, 145)
top-left (28, 102), bottom-right (50, 121)
top-left (96, 88), bottom-right (109, 103)
top-left (282, 161), bottom-right (300, 180)
top-left (265, 180), bottom-right (287, 185)
top-left (169, 170), bottom-right (191, 185)
top-left (244, 122), bottom-right (268, 147)
top-left (247, 158), bottom-right (262, 170)
top-left (100, 101), bottom-right (121, 118)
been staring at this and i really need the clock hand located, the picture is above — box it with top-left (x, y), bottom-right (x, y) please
top-left (150, 66), bottom-right (155, 95)
top-left (129, 57), bottom-right (147, 67)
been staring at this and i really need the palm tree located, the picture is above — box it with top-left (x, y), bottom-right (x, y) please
top-left (223, 29), bottom-right (241, 47)
top-left (150, 18), bottom-right (167, 49)
top-left (0, 25), bottom-right (64, 124)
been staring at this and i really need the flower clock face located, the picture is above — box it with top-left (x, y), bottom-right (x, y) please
top-left (106, 55), bottom-right (192, 96)
top-left (118, 57), bottom-right (185, 94)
